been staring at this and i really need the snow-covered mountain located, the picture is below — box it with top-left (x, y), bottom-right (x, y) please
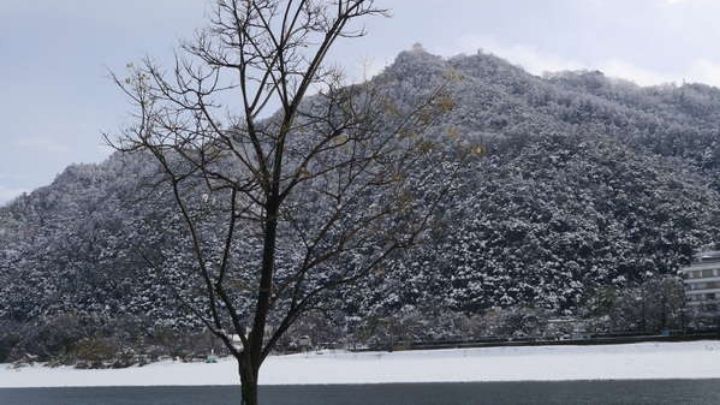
top-left (2, 48), bottom-right (720, 361)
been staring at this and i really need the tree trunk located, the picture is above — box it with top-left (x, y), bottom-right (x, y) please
top-left (239, 360), bottom-right (259, 405)
top-left (238, 196), bottom-right (279, 405)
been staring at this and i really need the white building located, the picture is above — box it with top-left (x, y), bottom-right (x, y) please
top-left (680, 250), bottom-right (720, 314)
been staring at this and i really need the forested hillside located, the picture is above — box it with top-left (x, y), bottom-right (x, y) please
top-left (2, 48), bottom-right (719, 362)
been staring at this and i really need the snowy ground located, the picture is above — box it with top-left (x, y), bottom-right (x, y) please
top-left (2, 341), bottom-right (720, 388)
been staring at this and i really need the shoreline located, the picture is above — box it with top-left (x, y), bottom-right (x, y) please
top-left (2, 340), bottom-right (719, 388)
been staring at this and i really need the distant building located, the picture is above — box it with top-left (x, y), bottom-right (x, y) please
top-left (680, 250), bottom-right (720, 314)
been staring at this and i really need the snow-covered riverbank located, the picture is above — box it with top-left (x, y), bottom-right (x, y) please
top-left (2, 340), bottom-right (719, 388)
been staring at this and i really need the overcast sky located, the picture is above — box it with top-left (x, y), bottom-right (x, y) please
top-left (2, 0), bottom-right (720, 205)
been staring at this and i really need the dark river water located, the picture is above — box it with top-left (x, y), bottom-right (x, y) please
top-left (1, 380), bottom-right (719, 405)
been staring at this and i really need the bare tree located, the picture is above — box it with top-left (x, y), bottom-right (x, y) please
top-left (109, 1), bottom-right (464, 403)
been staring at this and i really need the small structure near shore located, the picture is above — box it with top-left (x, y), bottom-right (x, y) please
top-left (545, 318), bottom-right (590, 340)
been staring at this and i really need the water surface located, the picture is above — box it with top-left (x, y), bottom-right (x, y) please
top-left (1, 380), bottom-right (719, 404)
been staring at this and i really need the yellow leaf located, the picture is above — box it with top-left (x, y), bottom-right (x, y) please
top-left (472, 145), bottom-right (487, 157)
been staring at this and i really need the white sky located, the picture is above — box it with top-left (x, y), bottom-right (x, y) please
top-left (2, 0), bottom-right (720, 204)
